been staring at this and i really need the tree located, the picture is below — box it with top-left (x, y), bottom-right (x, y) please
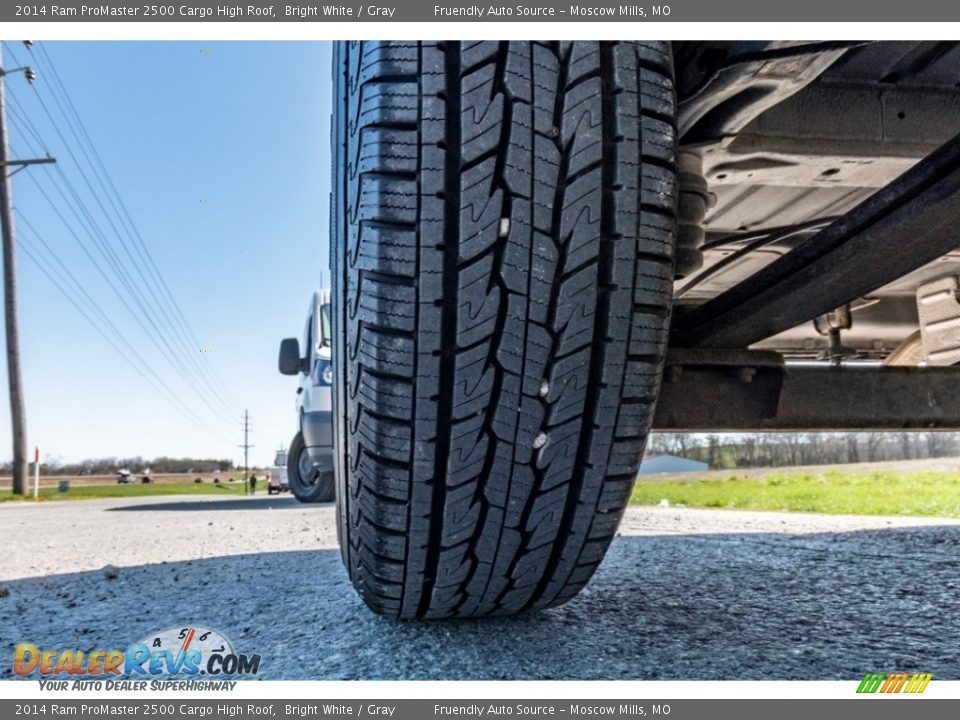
top-left (899, 433), bottom-right (914, 461)
top-left (845, 434), bottom-right (860, 464)
top-left (705, 435), bottom-right (722, 469)
top-left (925, 432), bottom-right (944, 458)
top-left (742, 435), bottom-right (758, 466)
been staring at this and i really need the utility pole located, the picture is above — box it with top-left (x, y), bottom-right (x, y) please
top-left (0, 46), bottom-right (54, 495)
top-left (240, 410), bottom-right (253, 495)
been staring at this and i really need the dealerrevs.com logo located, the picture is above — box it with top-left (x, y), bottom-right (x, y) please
top-left (13, 626), bottom-right (261, 689)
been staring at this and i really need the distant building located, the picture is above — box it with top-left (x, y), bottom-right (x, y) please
top-left (639, 453), bottom-right (709, 474)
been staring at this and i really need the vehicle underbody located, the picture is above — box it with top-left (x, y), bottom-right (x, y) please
top-left (664, 40), bottom-right (960, 431)
top-left (328, 40), bottom-right (960, 618)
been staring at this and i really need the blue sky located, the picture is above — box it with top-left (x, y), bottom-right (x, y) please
top-left (0, 41), bottom-right (332, 467)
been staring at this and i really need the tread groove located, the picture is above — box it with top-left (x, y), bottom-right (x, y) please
top-left (418, 41), bottom-right (462, 620)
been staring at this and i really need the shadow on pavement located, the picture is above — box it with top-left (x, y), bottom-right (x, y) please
top-left (105, 497), bottom-right (333, 512)
top-left (2, 523), bottom-right (959, 680)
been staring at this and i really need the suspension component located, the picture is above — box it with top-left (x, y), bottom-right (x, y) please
top-left (675, 152), bottom-right (715, 278)
top-left (814, 304), bottom-right (856, 364)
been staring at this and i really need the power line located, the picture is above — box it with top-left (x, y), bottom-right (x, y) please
top-left (30, 40), bottom-right (239, 413)
top-left (3, 42), bottom-right (250, 454)
top-left (33, 90), bottom-right (237, 420)
top-left (15, 226), bottom-right (236, 446)
top-left (6, 101), bottom-right (239, 428)
top-left (15, 174), bottom-right (239, 445)
top-left (16, 228), bottom-right (220, 438)
top-left (4, 90), bottom-right (48, 152)
top-left (3, 40), bottom-right (238, 422)
top-left (10, 167), bottom-right (237, 437)
top-left (36, 56), bottom-right (236, 415)
top-left (35, 42), bottom-right (226, 381)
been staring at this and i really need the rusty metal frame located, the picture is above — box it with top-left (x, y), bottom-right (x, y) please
top-left (653, 352), bottom-right (960, 430)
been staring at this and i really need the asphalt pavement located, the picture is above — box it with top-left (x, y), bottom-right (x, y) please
top-left (2, 494), bottom-right (959, 680)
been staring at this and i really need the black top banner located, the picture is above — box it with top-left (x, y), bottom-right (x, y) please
top-left (4, 0), bottom-right (960, 22)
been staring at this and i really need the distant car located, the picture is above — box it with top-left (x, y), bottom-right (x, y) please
top-left (267, 450), bottom-right (291, 495)
top-left (278, 290), bottom-right (335, 503)
top-left (116, 469), bottom-right (133, 484)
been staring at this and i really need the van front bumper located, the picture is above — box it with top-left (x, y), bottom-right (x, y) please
top-left (302, 410), bottom-right (334, 473)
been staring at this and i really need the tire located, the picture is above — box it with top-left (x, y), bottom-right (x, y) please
top-left (330, 41), bottom-right (677, 618)
top-left (288, 430), bottom-right (336, 503)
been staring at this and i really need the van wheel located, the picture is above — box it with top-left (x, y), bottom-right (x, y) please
top-left (330, 41), bottom-right (677, 618)
top-left (287, 431), bottom-right (335, 503)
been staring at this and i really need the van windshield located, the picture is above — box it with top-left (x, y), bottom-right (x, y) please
top-left (320, 303), bottom-right (331, 347)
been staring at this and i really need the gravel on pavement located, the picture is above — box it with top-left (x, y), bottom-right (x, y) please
top-left (2, 494), bottom-right (958, 680)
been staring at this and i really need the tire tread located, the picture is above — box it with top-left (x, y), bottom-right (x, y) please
top-left (332, 41), bottom-right (676, 618)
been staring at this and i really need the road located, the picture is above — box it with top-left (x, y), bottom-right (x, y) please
top-left (2, 494), bottom-right (959, 680)
top-left (0, 472), bottom-right (232, 491)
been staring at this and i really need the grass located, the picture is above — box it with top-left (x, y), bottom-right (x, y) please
top-left (0, 481), bottom-right (247, 503)
top-left (630, 469), bottom-right (960, 517)
top-left (6, 467), bottom-right (959, 517)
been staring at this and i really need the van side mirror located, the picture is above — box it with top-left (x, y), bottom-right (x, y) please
top-left (278, 338), bottom-right (305, 376)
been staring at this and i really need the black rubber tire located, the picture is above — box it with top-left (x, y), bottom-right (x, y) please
top-left (287, 430), bottom-right (336, 504)
top-left (330, 41), bottom-right (677, 618)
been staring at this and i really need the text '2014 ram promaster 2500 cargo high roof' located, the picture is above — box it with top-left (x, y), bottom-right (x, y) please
top-left (321, 41), bottom-right (960, 618)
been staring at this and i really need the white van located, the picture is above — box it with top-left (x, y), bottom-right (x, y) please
top-left (277, 290), bottom-right (335, 503)
top-left (267, 449), bottom-right (290, 494)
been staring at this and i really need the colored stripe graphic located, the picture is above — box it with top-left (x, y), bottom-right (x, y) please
top-left (857, 673), bottom-right (885, 693)
top-left (857, 672), bottom-right (932, 694)
top-left (905, 673), bottom-right (933, 694)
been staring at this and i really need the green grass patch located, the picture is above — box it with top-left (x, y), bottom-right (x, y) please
top-left (630, 470), bottom-right (960, 517)
top-left (0, 482), bottom-right (246, 503)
